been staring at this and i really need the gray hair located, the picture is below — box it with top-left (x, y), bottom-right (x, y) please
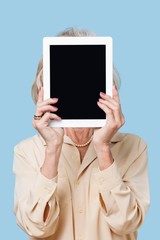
top-left (32, 27), bottom-right (121, 103)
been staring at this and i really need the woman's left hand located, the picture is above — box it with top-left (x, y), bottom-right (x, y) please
top-left (93, 85), bottom-right (125, 148)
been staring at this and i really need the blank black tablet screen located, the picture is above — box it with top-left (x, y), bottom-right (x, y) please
top-left (50, 45), bottom-right (106, 119)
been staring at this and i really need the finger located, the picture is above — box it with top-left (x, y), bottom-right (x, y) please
top-left (109, 86), bottom-right (125, 127)
top-left (42, 112), bottom-right (61, 122)
top-left (114, 111), bottom-right (125, 128)
top-left (39, 98), bottom-right (58, 107)
top-left (99, 97), bottom-right (124, 127)
top-left (98, 98), bottom-right (120, 111)
top-left (99, 92), bottom-right (119, 108)
top-left (100, 87), bottom-right (120, 104)
top-left (37, 86), bottom-right (44, 104)
top-left (34, 112), bottom-right (61, 126)
top-left (36, 98), bottom-right (59, 116)
top-left (99, 91), bottom-right (111, 100)
top-left (97, 101), bottom-right (124, 131)
top-left (113, 110), bottom-right (122, 125)
top-left (35, 105), bottom-right (58, 116)
top-left (99, 92), bottom-right (118, 107)
top-left (113, 85), bottom-right (120, 103)
top-left (98, 98), bottom-right (124, 128)
top-left (97, 101), bottom-right (115, 121)
top-left (112, 86), bottom-right (124, 120)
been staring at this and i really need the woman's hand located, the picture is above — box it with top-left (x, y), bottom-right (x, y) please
top-left (93, 85), bottom-right (125, 170)
top-left (32, 87), bottom-right (64, 179)
top-left (32, 87), bottom-right (64, 148)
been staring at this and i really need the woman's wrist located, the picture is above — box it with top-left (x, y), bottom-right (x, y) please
top-left (40, 145), bottom-right (61, 179)
top-left (40, 163), bottom-right (58, 179)
top-left (41, 155), bottom-right (58, 179)
top-left (45, 137), bottom-right (63, 148)
top-left (45, 143), bottom-right (62, 155)
top-left (94, 141), bottom-right (110, 151)
top-left (94, 144), bottom-right (113, 170)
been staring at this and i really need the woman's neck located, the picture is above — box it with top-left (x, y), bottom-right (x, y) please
top-left (64, 128), bottom-right (94, 145)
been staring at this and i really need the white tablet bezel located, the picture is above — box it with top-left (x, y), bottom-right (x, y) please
top-left (43, 36), bottom-right (113, 127)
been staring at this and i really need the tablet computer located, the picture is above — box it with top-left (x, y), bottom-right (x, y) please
top-left (43, 36), bottom-right (113, 127)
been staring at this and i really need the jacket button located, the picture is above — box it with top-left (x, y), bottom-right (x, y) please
top-left (79, 208), bottom-right (84, 213)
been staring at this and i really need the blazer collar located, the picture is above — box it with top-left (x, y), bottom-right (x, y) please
top-left (110, 132), bottom-right (124, 143)
top-left (38, 131), bottom-right (124, 146)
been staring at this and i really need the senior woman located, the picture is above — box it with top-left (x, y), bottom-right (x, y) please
top-left (13, 28), bottom-right (150, 240)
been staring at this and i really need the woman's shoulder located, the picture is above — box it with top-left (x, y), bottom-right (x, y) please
top-left (112, 132), bottom-right (147, 153)
top-left (14, 134), bottom-right (45, 153)
top-left (113, 131), bottom-right (146, 142)
top-left (111, 132), bottom-right (148, 170)
top-left (13, 135), bottom-right (46, 169)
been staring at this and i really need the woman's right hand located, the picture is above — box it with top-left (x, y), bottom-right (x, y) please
top-left (32, 87), bottom-right (64, 148)
top-left (32, 87), bottom-right (64, 179)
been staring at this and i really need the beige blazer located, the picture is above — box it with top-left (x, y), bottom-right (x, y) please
top-left (13, 132), bottom-right (150, 240)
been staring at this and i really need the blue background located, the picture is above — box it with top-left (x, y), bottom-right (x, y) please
top-left (0, 0), bottom-right (159, 239)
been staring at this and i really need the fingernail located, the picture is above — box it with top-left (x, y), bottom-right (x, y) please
top-left (100, 92), bottom-right (105, 96)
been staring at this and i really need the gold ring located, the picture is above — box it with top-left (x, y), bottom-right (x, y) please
top-left (34, 115), bottom-right (42, 120)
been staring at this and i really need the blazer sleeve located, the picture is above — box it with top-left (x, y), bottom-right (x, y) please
top-left (13, 143), bottom-right (60, 238)
top-left (94, 138), bottom-right (150, 235)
